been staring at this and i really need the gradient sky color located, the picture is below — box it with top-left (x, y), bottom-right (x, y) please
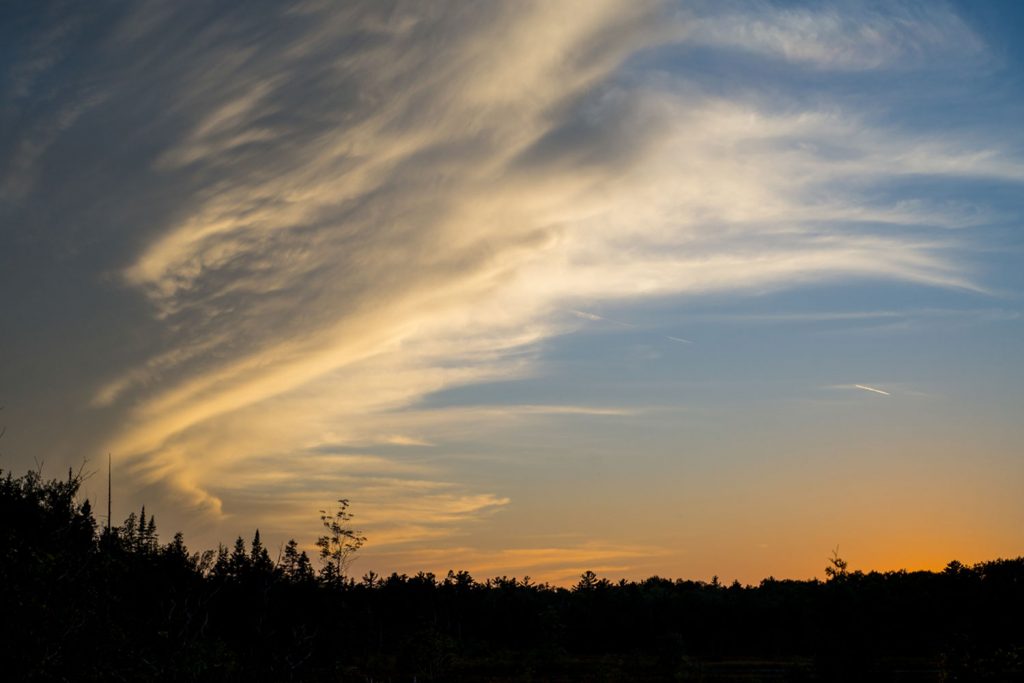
top-left (2, 0), bottom-right (1022, 585)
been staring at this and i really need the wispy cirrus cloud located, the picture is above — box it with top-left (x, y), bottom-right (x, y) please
top-left (681, 0), bottom-right (987, 70)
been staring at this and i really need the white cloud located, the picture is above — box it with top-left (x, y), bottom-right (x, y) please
top-left (683, 1), bottom-right (986, 70)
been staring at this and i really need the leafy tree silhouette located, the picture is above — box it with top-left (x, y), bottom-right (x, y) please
top-left (315, 498), bottom-right (366, 581)
top-left (825, 546), bottom-right (849, 582)
top-left (575, 570), bottom-right (600, 591)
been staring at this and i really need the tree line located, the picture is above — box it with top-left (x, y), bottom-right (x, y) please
top-left (1, 465), bottom-right (1021, 681)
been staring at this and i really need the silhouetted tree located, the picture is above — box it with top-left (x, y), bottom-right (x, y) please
top-left (229, 535), bottom-right (250, 578)
top-left (281, 539), bottom-right (315, 582)
top-left (212, 543), bottom-right (230, 579)
top-left (825, 546), bottom-right (849, 582)
top-left (250, 529), bottom-right (274, 574)
top-left (316, 498), bottom-right (366, 580)
top-left (575, 570), bottom-right (600, 592)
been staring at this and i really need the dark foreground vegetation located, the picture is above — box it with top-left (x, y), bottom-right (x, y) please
top-left (1, 467), bottom-right (1022, 682)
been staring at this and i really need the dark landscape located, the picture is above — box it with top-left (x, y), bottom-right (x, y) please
top-left (2, 466), bottom-right (1021, 681)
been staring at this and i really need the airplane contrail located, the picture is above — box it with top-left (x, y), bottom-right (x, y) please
top-left (570, 310), bottom-right (694, 345)
top-left (569, 309), bottom-right (635, 327)
top-left (854, 384), bottom-right (891, 396)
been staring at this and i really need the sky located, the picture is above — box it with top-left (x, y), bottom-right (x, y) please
top-left (1, 0), bottom-right (1022, 585)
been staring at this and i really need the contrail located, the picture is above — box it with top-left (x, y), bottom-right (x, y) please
top-left (854, 384), bottom-right (890, 396)
top-left (569, 309), bottom-right (635, 328)
top-left (570, 310), bottom-right (694, 345)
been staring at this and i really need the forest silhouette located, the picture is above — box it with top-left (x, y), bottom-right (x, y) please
top-left (1, 465), bottom-right (1021, 681)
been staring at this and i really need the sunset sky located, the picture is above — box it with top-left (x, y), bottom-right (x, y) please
top-left (2, 0), bottom-right (1022, 585)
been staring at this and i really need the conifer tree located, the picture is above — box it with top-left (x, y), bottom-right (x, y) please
top-left (212, 543), bottom-right (230, 579)
top-left (138, 505), bottom-right (147, 545)
top-left (294, 550), bottom-right (315, 583)
top-left (282, 539), bottom-right (301, 576)
top-left (121, 511), bottom-right (138, 549)
top-left (165, 531), bottom-right (188, 563)
top-left (229, 536), bottom-right (250, 578)
top-left (250, 529), bottom-right (274, 574)
top-left (145, 515), bottom-right (157, 552)
top-left (282, 539), bottom-right (316, 583)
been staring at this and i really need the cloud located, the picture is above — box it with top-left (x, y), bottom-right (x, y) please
top-left (682, 1), bottom-right (986, 70)
top-left (571, 309), bottom-right (613, 323)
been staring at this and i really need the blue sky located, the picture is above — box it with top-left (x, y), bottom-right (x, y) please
top-left (1, 1), bottom-right (1022, 583)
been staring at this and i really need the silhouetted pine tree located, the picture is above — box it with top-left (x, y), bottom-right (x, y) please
top-left (282, 539), bottom-right (316, 583)
top-left (250, 529), bottom-right (274, 575)
top-left (229, 536), bottom-right (250, 579)
top-left (211, 543), bottom-right (230, 580)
